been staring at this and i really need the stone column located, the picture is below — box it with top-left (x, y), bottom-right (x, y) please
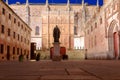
top-left (52, 42), bottom-right (61, 61)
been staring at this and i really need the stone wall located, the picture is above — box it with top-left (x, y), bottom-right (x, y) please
top-left (0, 1), bottom-right (31, 61)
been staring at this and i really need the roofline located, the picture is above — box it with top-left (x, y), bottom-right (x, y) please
top-left (10, 3), bottom-right (98, 7)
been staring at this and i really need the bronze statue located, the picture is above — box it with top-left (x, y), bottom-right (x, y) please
top-left (53, 25), bottom-right (60, 42)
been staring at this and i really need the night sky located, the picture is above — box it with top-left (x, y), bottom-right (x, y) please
top-left (4, 0), bottom-right (103, 6)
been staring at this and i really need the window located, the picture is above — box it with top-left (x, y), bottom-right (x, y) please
top-left (8, 28), bottom-right (10, 36)
top-left (21, 36), bottom-right (23, 42)
top-left (21, 25), bottom-right (23, 29)
top-left (24, 50), bottom-right (26, 55)
top-left (9, 14), bottom-right (11, 20)
top-left (13, 47), bottom-right (15, 54)
top-left (74, 26), bottom-right (77, 35)
top-left (91, 26), bottom-right (93, 32)
top-left (100, 17), bottom-right (102, 24)
top-left (89, 38), bottom-right (90, 48)
top-left (28, 40), bottom-right (30, 45)
top-left (25, 28), bottom-right (27, 31)
top-left (95, 36), bottom-right (97, 46)
top-left (17, 48), bottom-right (19, 55)
top-left (0, 44), bottom-right (4, 54)
top-left (14, 18), bottom-right (16, 23)
top-left (95, 23), bottom-right (97, 28)
top-left (1, 25), bottom-right (4, 34)
top-left (18, 22), bottom-right (20, 27)
top-left (18, 34), bottom-right (20, 41)
top-left (24, 38), bottom-right (26, 43)
top-left (21, 49), bottom-right (22, 54)
top-left (35, 26), bottom-right (40, 35)
top-left (13, 32), bottom-right (15, 39)
top-left (87, 30), bottom-right (89, 34)
top-left (113, 4), bottom-right (115, 10)
top-left (2, 8), bottom-right (5, 15)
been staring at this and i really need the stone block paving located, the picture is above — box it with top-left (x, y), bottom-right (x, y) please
top-left (0, 60), bottom-right (120, 80)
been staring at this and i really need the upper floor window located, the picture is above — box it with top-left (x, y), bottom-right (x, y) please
top-left (9, 14), bottom-right (11, 20)
top-left (14, 18), bottom-right (16, 23)
top-left (13, 32), bottom-right (16, 39)
top-left (25, 28), bottom-right (27, 31)
top-left (2, 8), bottom-right (5, 15)
top-left (95, 23), bottom-right (97, 28)
top-left (21, 25), bottom-right (23, 29)
top-left (24, 38), bottom-right (26, 44)
top-left (18, 22), bottom-right (20, 27)
top-left (87, 30), bottom-right (89, 34)
top-left (100, 17), bottom-right (102, 24)
top-left (1, 25), bottom-right (4, 34)
top-left (8, 28), bottom-right (11, 36)
top-left (94, 36), bottom-right (97, 46)
top-left (21, 36), bottom-right (23, 42)
top-left (91, 26), bottom-right (93, 32)
top-left (28, 40), bottom-right (30, 45)
top-left (35, 26), bottom-right (40, 35)
top-left (18, 34), bottom-right (20, 41)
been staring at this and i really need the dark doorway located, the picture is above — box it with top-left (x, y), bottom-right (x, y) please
top-left (7, 46), bottom-right (10, 60)
top-left (30, 43), bottom-right (36, 59)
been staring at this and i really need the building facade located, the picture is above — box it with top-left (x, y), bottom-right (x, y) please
top-left (9, 0), bottom-right (98, 50)
top-left (0, 0), bottom-right (31, 61)
top-left (85, 0), bottom-right (120, 59)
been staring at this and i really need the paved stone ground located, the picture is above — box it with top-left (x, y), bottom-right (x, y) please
top-left (0, 60), bottom-right (120, 80)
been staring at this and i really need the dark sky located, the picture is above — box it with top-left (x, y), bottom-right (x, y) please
top-left (5, 0), bottom-right (103, 6)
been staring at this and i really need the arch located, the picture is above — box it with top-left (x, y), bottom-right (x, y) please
top-left (108, 20), bottom-right (118, 37)
top-left (108, 20), bottom-right (119, 59)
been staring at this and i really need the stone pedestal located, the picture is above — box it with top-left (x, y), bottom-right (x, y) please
top-left (52, 42), bottom-right (61, 61)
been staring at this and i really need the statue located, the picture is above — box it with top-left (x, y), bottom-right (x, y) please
top-left (53, 25), bottom-right (60, 42)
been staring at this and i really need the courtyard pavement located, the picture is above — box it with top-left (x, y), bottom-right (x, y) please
top-left (0, 60), bottom-right (120, 80)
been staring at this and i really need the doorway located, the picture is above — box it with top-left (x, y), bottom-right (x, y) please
top-left (113, 32), bottom-right (119, 59)
top-left (108, 20), bottom-right (119, 59)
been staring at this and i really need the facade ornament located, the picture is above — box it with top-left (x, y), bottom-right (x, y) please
top-left (26, 0), bottom-right (30, 26)
top-left (67, 0), bottom-right (71, 11)
top-left (6, 0), bottom-right (8, 5)
top-left (46, 0), bottom-right (50, 11)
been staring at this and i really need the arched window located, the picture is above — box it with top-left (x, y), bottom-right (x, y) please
top-left (35, 26), bottom-right (40, 35)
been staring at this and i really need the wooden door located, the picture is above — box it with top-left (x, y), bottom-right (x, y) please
top-left (113, 32), bottom-right (119, 58)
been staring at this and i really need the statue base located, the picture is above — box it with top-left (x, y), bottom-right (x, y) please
top-left (52, 42), bottom-right (61, 61)
top-left (52, 55), bottom-right (61, 61)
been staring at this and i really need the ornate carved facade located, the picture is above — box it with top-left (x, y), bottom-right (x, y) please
top-left (9, 0), bottom-right (97, 50)
top-left (85, 0), bottom-right (120, 59)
